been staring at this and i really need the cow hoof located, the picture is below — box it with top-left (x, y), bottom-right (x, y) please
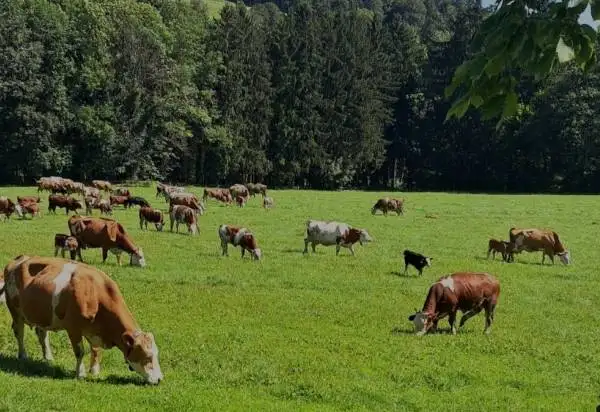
top-left (18, 353), bottom-right (28, 360)
top-left (44, 354), bottom-right (54, 362)
top-left (90, 364), bottom-right (100, 376)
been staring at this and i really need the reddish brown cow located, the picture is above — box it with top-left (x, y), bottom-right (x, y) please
top-left (408, 272), bottom-right (500, 336)
top-left (17, 196), bottom-right (41, 205)
top-left (169, 205), bottom-right (199, 235)
top-left (0, 255), bottom-right (162, 383)
top-left (508, 228), bottom-right (570, 265)
top-left (49, 195), bottom-right (82, 215)
top-left (0, 197), bottom-right (16, 221)
top-left (15, 201), bottom-right (41, 219)
top-left (139, 207), bottom-right (164, 231)
top-left (54, 234), bottom-right (79, 260)
top-left (109, 195), bottom-right (129, 208)
top-left (169, 194), bottom-right (203, 214)
top-left (218, 224), bottom-right (262, 260)
top-left (68, 216), bottom-right (145, 267)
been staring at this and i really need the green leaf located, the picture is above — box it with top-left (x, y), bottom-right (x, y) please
top-left (444, 63), bottom-right (469, 98)
top-left (533, 51), bottom-right (556, 80)
top-left (591, 0), bottom-right (600, 19)
top-left (502, 91), bottom-right (518, 119)
top-left (445, 95), bottom-right (471, 122)
top-left (556, 36), bottom-right (575, 63)
top-left (480, 94), bottom-right (507, 121)
top-left (471, 95), bottom-right (484, 108)
top-left (484, 55), bottom-right (505, 76)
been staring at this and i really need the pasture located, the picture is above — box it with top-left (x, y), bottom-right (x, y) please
top-left (0, 187), bottom-right (597, 411)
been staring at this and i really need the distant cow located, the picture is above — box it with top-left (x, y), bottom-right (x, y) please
top-left (235, 195), bottom-right (247, 208)
top-left (68, 216), bottom-right (145, 267)
top-left (403, 249), bottom-right (432, 276)
top-left (0, 197), bottom-right (16, 221)
top-left (218, 224), bottom-right (262, 260)
top-left (169, 205), bottom-right (199, 235)
top-left (84, 186), bottom-right (100, 199)
top-left (92, 180), bottom-right (112, 193)
top-left (109, 195), bottom-right (129, 208)
top-left (15, 202), bottom-right (41, 219)
top-left (17, 196), bottom-right (41, 205)
top-left (371, 197), bottom-right (404, 216)
top-left (203, 188), bottom-right (232, 205)
top-left (54, 234), bottom-right (79, 260)
top-left (408, 272), bottom-right (500, 336)
top-left (139, 207), bottom-right (164, 231)
top-left (247, 183), bottom-right (267, 197)
top-left (112, 188), bottom-right (130, 197)
top-left (263, 196), bottom-right (274, 209)
top-left (303, 220), bottom-right (373, 256)
top-left (487, 239), bottom-right (511, 261)
top-left (86, 197), bottom-right (112, 216)
top-left (229, 184), bottom-right (249, 201)
top-left (0, 255), bottom-right (162, 383)
top-left (125, 196), bottom-right (150, 209)
top-left (509, 228), bottom-right (570, 265)
top-left (169, 193), bottom-right (203, 214)
top-left (48, 195), bottom-right (82, 215)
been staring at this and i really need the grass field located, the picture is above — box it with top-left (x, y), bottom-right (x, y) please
top-left (0, 187), bottom-right (598, 411)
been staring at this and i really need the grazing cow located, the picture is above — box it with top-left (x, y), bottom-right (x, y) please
top-left (0, 255), bottom-right (162, 383)
top-left (253, 183), bottom-right (268, 197)
top-left (160, 185), bottom-right (185, 203)
top-left (303, 220), bottom-right (373, 256)
top-left (408, 272), bottom-right (500, 336)
top-left (48, 195), bottom-right (82, 215)
top-left (113, 188), bottom-right (130, 197)
top-left (263, 196), bottom-right (274, 209)
top-left (371, 197), bottom-right (404, 216)
top-left (54, 234), bottom-right (79, 260)
top-left (139, 207), bottom-right (164, 231)
top-left (235, 195), bottom-right (247, 208)
top-left (508, 228), bottom-right (570, 265)
top-left (487, 239), bottom-right (512, 261)
top-left (169, 193), bottom-right (203, 214)
top-left (15, 202), bottom-right (41, 219)
top-left (86, 197), bottom-right (112, 216)
top-left (17, 196), bottom-right (41, 205)
top-left (403, 249), bottom-right (432, 276)
top-left (0, 197), bottom-right (16, 221)
top-left (109, 195), bottom-right (129, 208)
top-left (92, 180), bottom-right (112, 193)
top-left (169, 205), bottom-right (199, 235)
top-left (218, 225), bottom-right (261, 260)
top-left (84, 186), bottom-right (100, 199)
top-left (229, 184), bottom-right (249, 201)
top-left (68, 216), bottom-right (145, 267)
top-left (125, 196), bottom-right (150, 209)
top-left (203, 188), bottom-right (232, 205)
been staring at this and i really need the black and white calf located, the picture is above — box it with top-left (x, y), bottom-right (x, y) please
top-left (403, 249), bottom-right (432, 276)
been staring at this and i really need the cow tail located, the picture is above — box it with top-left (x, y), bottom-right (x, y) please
top-left (0, 282), bottom-right (5, 303)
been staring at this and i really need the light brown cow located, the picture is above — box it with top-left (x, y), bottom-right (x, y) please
top-left (235, 195), bottom-right (247, 208)
top-left (92, 180), bottom-right (112, 193)
top-left (0, 255), bottom-right (162, 383)
top-left (68, 216), bottom-right (145, 267)
top-left (229, 184), bottom-right (249, 201)
top-left (84, 186), bottom-right (100, 199)
top-left (203, 188), bottom-right (232, 205)
top-left (169, 193), bottom-right (204, 214)
top-left (139, 207), bottom-right (164, 231)
top-left (371, 197), bottom-right (404, 216)
top-left (169, 205), bottom-right (199, 235)
top-left (218, 224), bottom-right (261, 260)
top-left (408, 272), bottom-right (500, 336)
top-left (0, 197), bottom-right (16, 221)
top-left (508, 228), bottom-right (570, 265)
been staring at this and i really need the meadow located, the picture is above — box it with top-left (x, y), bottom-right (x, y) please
top-left (0, 186), bottom-right (598, 411)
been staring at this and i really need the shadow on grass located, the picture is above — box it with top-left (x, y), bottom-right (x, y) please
top-left (389, 271), bottom-right (421, 278)
top-left (102, 374), bottom-right (146, 386)
top-left (282, 248), bottom-right (304, 254)
top-left (391, 326), bottom-right (475, 335)
top-left (0, 354), bottom-right (71, 379)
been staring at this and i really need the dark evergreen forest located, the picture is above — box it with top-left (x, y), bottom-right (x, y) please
top-left (1, 0), bottom-right (597, 192)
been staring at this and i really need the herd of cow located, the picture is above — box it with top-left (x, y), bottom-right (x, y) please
top-left (0, 181), bottom-right (573, 386)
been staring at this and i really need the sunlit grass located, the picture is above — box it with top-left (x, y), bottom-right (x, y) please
top-left (0, 187), bottom-right (597, 410)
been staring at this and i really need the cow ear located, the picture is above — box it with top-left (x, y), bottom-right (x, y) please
top-left (122, 332), bottom-right (135, 348)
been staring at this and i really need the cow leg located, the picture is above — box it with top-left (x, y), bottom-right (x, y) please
top-left (35, 327), bottom-right (53, 361)
top-left (541, 253), bottom-right (546, 265)
top-left (54, 246), bottom-right (60, 257)
top-left (303, 238), bottom-right (309, 254)
top-left (348, 245), bottom-right (355, 256)
top-left (241, 248), bottom-right (245, 259)
top-left (311, 242), bottom-right (316, 253)
top-left (484, 304), bottom-right (496, 334)
top-left (115, 252), bottom-right (122, 266)
top-left (68, 332), bottom-right (86, 379)
top-left (76, 247), bottom-right (84, 262)
top-left (221, 241), bottom-right (228, 256)
top-left (449, 312), bottom-right (457, 335)
top-left (89, 346), bottom-right (102, 376)
top-left (102, 248), bottom-right (108, 263)
top-left (61, 249), bottom-right (66, 259)
top-left (336, 242), bottom-right (341, 256)
top-left (459, 308), bottom-right (482, 329)
top-left (11, 314), bottom-right (27, 360)
top-left (404, 263), bottom-right (408, 275)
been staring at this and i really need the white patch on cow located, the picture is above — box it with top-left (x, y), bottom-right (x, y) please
top-left (439, 277), bottom-right (455, 292)
top-left (90, 363), bottom-right (100, 376)
top-left (131, 249), bottom-right (146, 267)
top-left (559, 251), bottom-right (570, 265)
top-left (425, 257), bottom-right (432, 267)
top-left (360, 229), bottom-right (373, 244)
top-left (52, 263), bottom-right (77, 326)
top-left (5, 256), bottom-right (31, 299)
top-left (233, 228), bottom-right (248, 246)
top-left (412, 312), bottom-right (428, 334)
top-left (0, 280), bottom-right (5, 303)
top-left (253, 248), bottom-right (262, 260)
top-left (14, 204), bottom-right (23, 218)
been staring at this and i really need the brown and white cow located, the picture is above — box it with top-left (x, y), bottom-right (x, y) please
top-left (229, 184), bottom-right (249, 202)
top-left (169, 205), bottom-right (199, 235)
top-left (109, 195), bottom-right (129, 208)
top-left (54, 234), bottom-right (79, 260)
top-left (263, 196), bottom-right (274, 209)
top-left (84, 186), bottom-right (100, 199)
top-left (85, 197), bottom-right (112, 216)
top-left (0, 255), bottom-right (162, 383)
top-left (218, 225), bottom-right (261, 260)
top-left (68, 216), bottom-right (145, 267)
top-left (303, 220), bottom-right (373, 256)
top-left (487, 239), bottom-right (511, 261)
top-left (247, 183), bottom-right (268, 197)
top-left (92, 180), bottom-right (112, 193)
top-left (15, 201), bottom-right (41, 219)
top-left (408, 272), bottom-right (500, 336)
top-left (0, 197), bottom-right (16, 221)
top-left (139, 207), bottom-right (164, 232)
top-left (508, 228), bottom-right (570, 265)
top-left (169, 193), bottom-right (204, 215)
top-left (48, 194), bottom-right (83, 215)
top-left (371, 197), bottom-right (404, 216)
top-left (17, 196), bottom-right (41, 205)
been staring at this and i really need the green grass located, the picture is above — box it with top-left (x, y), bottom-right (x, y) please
top-left (0, 187), bottom-right (598, 411)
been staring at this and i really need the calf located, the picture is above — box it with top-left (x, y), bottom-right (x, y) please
top-left (139, 207), bottom-right (164, 231)
top-left (49, 194), bottom-right (82, 215)
top-left (263, 196), bottom-right (274, 209)
top-left (303, 220), bottom-right (373, 256)
top-left (218, 224), bottom-right (262, 260)
top-left (408, 272), bottom-right (500, 336)
top-left (403, 249), bottom-right (432, 276)
top-left (487, 239), bottom-right (511, 261)
top-left (0, 197), bottom-right (16, 221)
top-left (0, 255), bottom-right (162, 383)
top-left (509, 228), bottom-right (570, 265)
top-left (54, 234), bottom-right (79, 260)
top-left (125, 196), bottom-right (150, 209)
top-left (169, 205), bottom-right (198, 235)
top-left (236, 195), bottom-right (247, 208)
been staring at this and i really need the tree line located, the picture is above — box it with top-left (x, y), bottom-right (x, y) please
top-left (0, 0), bottom-right (598, 193)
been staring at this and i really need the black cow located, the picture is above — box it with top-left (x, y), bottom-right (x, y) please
top-left (403, 249), bottom-right (432, 276)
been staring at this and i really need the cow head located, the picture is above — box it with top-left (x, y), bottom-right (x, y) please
top-left (424, 257), bottom-right (433, 267)
top-left (123, 331), bottom-right (163, 385)
top-left (558, 251), bottom-right (570, 265)
top-left (408, 311), bottom-right (434, 336)
top-left (130, 249), bottom-right (146, 267)
top-left (358, 229), bottom-right (373, 246)
top-left (155, 222), bottom-right (164, 232)
top-left (252, 248), bottom-right (262, 260)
